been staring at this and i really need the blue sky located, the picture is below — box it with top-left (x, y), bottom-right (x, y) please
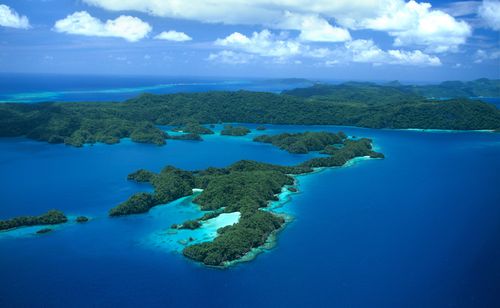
top-left (0, 0), bottom-right (499, 81)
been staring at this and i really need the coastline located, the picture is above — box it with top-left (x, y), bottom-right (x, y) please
top-left (217, 152), bottom-right (379, 268)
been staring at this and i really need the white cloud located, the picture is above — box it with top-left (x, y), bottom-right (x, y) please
top-left (0, 4), bottom-right (30, 29)
top-left (278, 12), bottom-right (351, 42)
top-left (357, 1), bottom-right (471, 53)
top-left (345, 39), bottom-right (441, 66)
top-left (154, 30), bottom-right (192, 42)
top-left (83, 0), bottom-right (471, 52)
top-left (478, 0), bottom-right (500, 30)
top-left (207, 50), bottom-right (254, 64)
top-left (213, 30), bottom-right (440, 67)
top-left (474, 49), bottom-right (500, 63)
top-left (387, 49), bottom-right (441, 66)
top-left (215, 30), bottom-right (301, 58)
top-left (53, 11), bottom-right (151, 42)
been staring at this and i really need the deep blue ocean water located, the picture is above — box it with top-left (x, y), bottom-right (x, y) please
top-left (1, 123), bottom-right (499, 307)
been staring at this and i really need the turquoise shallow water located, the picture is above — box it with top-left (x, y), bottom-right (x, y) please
top-left (1, 124), bottom-right (500, 307)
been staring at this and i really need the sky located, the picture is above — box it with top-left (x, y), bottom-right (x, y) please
top-left (0, 0), bottom-right (499, 81)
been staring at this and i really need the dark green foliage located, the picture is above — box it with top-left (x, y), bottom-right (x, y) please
top-left (180, 220), bottom-right (202, 230)
top-left (254, 131), bottom-right (343, 154)
top-left (183, 211), bottom-right (284, 266)
top-left (284, 79), bottom-right (500, 100)
top-left (1, 81), bottom-right (499, 147)
top-left (110, 166), bottom-right (196, 216)
top-left (408, 78), bottom-right (500, 98)
top-left (130, 122), bottom-right (167, 145)
top-left (227, 160), bottom-right (312, 175)
top-left (113, 133), bottom-right (384, 266)
top-left (193, 171), bottom-right (294, 212)
top-left (172, 122), bottom-right (214, 135)
top-left (220, 124), bottom-right (251, 136)
top-left (109, 192), bottom-right (157, 216)
top-left (0, 210), bottom-right (68, 231)
top-left (127, 169), bottom-right (155, 182)
top-left (36, 228), bottom-right (53, 234)
top-left (300, 138), bottom-right (382, 168)
top-left (76, 216), bottom-right (89, 223)
top-left (199, 210), bottom-right (223, 221)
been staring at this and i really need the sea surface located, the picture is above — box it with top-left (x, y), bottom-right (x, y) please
top-left (0, 74), bottom-right (313, 103)
top-left (1, 123), bottom-right (500, 307)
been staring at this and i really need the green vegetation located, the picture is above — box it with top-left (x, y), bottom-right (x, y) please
top-left (407, 78), bottom-right (500, 98)
top-left (113, 132), bottom-right (383, 266)
top-left (0, 210), bottom-right (68, 231)
top-left (109, 166), bottom-right (196, 216)
top-left (1, 79), bottom-right (498, 147)
top-left (76, 216), bottom-right (89, 223)
top-left (220, 124), bottom-right (251, 136)
top-left (254, 131), bottom-right (344, 154)
top-left (284, 78), bottom-right (500, 100)
top-left (180, 220), bottom-right (202, 230)
top-left (172, 122), bottom-right (214, 135)
top-left (130, 122), bottom-right (167, 145)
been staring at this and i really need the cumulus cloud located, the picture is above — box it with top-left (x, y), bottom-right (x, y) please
top-left (215, 30), bottom-right (301, 58)
top-left (345, 39), bottom-right (441, 66)
top-left (53, 11), bottom-right (151, 42)
top-left (356, 1), bottom-right (471, 53)
top-left (278, 12), bottom-right (351, 42)
top-left (0, 4), bottom-right (30, 29)
top-left (478, 0), bottom-right (500, 30)
top-left (82, 0), bottom-right (471, 52)
top-left (212, 30), bottom-right (440, 67)
top-left (154, 30), bottom-right (192, 42)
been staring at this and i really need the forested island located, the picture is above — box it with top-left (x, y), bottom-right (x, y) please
top-left (284, 78), bottom-right (500, 99)
top-left (0, 210), bottom-right (68, 231)
top-left (1, 80), bottom-right (499, 147)
top-left (220, 125), bottom-right (251, 136)
top-left (113, 131), bottom-right (383, 266)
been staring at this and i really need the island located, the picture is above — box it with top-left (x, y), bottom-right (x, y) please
top-left (112, 131), bottom-right (384, 266)
top-left (76, 216), bottom-right (89, 223)
top-left (254, 131), bottom-right (344, 154)
top-left (0, 210), bottom-right (68, 231)
top-left (1, 79), bottom-right (499, 147)
top-left (172, 122), bottom-right (214, 135)
top-left (220, 124), bottom-right (251, 136)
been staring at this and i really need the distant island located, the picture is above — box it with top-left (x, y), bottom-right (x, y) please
top-left (0, 79), bottom-right (499, 147)
top-left (284, 78), bottom-right (500, 100)
top-left (112, 131), bottom-right (383, 266)
top-left (0, 210), bottom-right (68, 231)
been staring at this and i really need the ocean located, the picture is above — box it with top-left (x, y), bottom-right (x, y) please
top-left (0, 124), bottom-right (499, 307)
top-left (0, 74), bottom-right (312, 103)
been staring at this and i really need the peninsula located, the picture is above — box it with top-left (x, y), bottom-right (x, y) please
top-left (112, 131), bottom-right (383, 266)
